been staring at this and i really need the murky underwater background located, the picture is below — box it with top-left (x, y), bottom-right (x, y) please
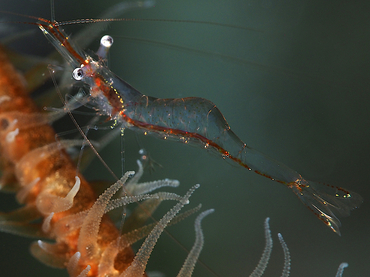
top-left (0, 0), bottom-right (370, 276)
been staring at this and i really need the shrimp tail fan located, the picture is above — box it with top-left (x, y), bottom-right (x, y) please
top-left (289, 180), bottom-right (363, 235)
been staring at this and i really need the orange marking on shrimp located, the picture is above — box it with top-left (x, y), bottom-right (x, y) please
top-left (122, 113), bottom-right (252, 169)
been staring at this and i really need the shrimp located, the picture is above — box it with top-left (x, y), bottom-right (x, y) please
top-left (34, 3), bottom-right (362, 236)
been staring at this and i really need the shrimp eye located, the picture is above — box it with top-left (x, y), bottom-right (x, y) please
top-left (72, 68), bottom-right (84, 80)
top-left (100, 35), bottom-right (114, 48)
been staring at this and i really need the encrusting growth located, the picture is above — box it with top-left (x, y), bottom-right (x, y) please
top-left (0, 43), bottom-right (134, 275)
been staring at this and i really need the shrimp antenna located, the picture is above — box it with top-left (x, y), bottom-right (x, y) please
top-left (50, 0), bottom-right (56, 23)
top-left (54, 17), bottom-right (262, 33)
top-left (0, 11), bottom-right (48, 26)
top-left (0, 8), bottom-right (261, 33)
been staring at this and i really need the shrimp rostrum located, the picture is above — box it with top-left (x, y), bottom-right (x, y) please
top-left (39, 14), bottom-right (362, 235)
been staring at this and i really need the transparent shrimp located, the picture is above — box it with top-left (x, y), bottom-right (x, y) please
top-left (36, 13), bottom-right (362, 235)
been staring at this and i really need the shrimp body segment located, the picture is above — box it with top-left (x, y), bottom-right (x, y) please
top-left (39, 19), bottom-right (362, 235)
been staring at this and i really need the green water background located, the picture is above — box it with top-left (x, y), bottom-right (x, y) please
top-left (0, 0), bottom-right (369, 276)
